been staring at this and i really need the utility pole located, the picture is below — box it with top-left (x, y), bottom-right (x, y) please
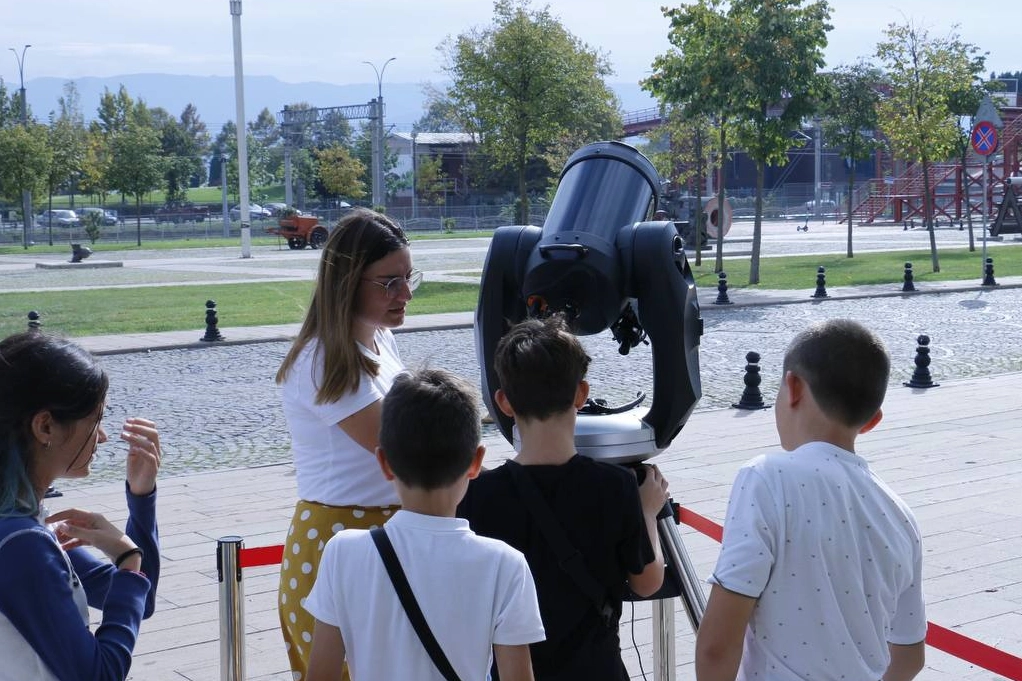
top-left (363, 57), bottom-right (395, 209)
top-left (9, 44), bottom-right (32, 249)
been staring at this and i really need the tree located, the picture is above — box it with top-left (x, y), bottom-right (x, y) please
top-left (728, 0), bottom-right (831, 284)
top-left (646, 0), bottom-right (748, 273)
top-left (80, 129), bottom-right (113, 205)
top-left (107, 123), bottom-right (164, 246)
top-left (45, 114), bottom-right (85, 244)
top-left (443, 0), bottom-right (621, 224)
top-left (95, 85), bottom-right (134, 136)
top-left (180, 104), bottom-right (211, 187)
top-left (414, 87), bottom-right (463, 133)
top-left (645, 108), bottom-right (717, 266)
top-left (313, 145), bottom-right (366, 200)
top-left (875, 21), bottom-right (985, 272)
top-left (55, 81), bottom-right (88, 206)
top-left (416, 154), bottom-right (450, 211)
top-left (820, 61), bottom-right (884, 258)
top-left (0, 124), bottom-right (52, 231)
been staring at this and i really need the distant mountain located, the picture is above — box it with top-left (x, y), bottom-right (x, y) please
top-left (23, 73), bottom-right (657, 134)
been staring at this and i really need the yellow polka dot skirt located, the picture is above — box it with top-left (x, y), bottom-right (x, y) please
top-left (278, 499), bottom-right (398, 680)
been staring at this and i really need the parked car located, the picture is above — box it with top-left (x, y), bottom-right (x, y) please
top-left (36, 209), bottom-right (81, 228)
top-left (229, 203), bottom-right (273, 220)
top-left (263, 202), bottom-right (292, 217)
top-left (155, 202), bottom-right (211, 224)
top-left (80, 207), bottom-right (118, 226)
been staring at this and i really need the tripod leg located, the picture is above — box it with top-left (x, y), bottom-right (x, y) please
top-left (659, 512), bottom-right (707, 630)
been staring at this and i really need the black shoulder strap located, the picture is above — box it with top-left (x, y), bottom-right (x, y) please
top-left (505, 461), bottom-right (614, 626)
top-left (370, 527), bottom-right (462, 681)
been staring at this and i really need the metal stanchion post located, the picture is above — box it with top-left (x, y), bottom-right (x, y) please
top-left (652, 599), bottom-right (676, 681)
top-left (650, 501), bottom-right (707, 681)
top-left (218, 536), bottom-right (245, 681)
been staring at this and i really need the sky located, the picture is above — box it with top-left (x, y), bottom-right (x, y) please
top-left (2, 0), bottom-right (1017, 88)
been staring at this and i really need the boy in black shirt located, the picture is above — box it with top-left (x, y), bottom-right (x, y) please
top-left (458, 315), bottom-right (668, 680)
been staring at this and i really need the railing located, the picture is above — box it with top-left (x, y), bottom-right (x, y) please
top-left (216, 509), bottom-right (1022, 681)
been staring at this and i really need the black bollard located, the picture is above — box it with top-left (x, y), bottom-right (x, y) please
top-left (903, 335), bottom-right (939, 389)
top-left (200, 300), bottom-right (225, 342)
top-left (901, 262), bottom-right (916, 292)
top-left (732, 351), bottom-right (770, 410)
top-left (982, 257), bottom-right (997, 287)
top-left (713, 271), bottom-right (733, 305)
top-left (27, 310), bottom-right (42, 331)
top-left (811, 265), bottom-right (829, 298)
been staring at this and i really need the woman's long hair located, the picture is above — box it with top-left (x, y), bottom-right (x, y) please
top-left (275, 209), bottom-right (409, 403)
top-left (0, 332), bottom-right (108, 518)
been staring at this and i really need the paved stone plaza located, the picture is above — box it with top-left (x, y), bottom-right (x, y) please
top-left (81, 286), bottom-right (1022, 486)
top-left (7, 218), bottom-right (1022, 680)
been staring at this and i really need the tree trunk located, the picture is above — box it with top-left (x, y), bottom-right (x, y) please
top-left (714, 123), bottom-right (726, 274)
top-left (749, 160), bottom-right (764, 285)
top-left (692, 130), bottom-right (704, 267)
top-left (961, 144), bottom-right (975, 251)
top-left (136, 195), bottom-right (143, 247)
top-left (922, 158), bottom-right (940, 272)
top-left (846, 169), bottom-right (856, 257)
top-left (48, 191), bottom-right (54, 246)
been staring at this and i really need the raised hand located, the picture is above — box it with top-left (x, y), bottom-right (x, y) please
top-left (121, 418), bottom-right (161, 496)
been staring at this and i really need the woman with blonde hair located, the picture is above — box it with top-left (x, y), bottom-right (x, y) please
top-left (275, 208), bottom-right (421, 679)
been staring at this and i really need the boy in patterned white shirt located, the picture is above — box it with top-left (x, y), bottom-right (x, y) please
top-left (696, 319), bottom-right (926, 681)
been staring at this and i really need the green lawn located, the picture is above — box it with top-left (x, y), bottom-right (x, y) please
top-left (2, 244), bottom-right (1018, 338)
top-left (0, 281), bottom-right (480, 338)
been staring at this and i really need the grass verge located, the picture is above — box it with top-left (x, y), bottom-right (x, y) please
top-left (0, 281), bottom-right (480, 338)
top-left (688, 244), bottom-right (1022, 290)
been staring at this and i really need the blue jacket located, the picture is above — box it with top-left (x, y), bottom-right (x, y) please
top-left (0, 483), bottom-right (160, 681)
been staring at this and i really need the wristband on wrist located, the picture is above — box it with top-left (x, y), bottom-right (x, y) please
top-left (114, 547), bottom-right (143, 569)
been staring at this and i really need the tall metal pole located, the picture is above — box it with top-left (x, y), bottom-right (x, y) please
top-left (9, 44), bottom-right (32, 249)
top-left (363, 57), bottom-right (395, 209)
top-left (229, 0), bottom-right (251, 258)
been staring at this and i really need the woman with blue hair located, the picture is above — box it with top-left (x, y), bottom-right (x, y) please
top-left (0, 331), bottom-right (162, 681)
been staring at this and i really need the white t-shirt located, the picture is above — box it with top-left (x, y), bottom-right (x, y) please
top-left (710, 441), bottom-right (926, 681)
top-left (280, 329), bottom-right (405, 506)
top-left (305, 510), bottom-right (545, 681)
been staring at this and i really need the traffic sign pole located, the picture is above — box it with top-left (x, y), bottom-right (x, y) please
top-left (971, 120), bottom-right (999, 279)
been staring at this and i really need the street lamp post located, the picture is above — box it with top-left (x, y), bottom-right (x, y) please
top-left (362, 57), bottom-right (395, 209)
top-left (229, 0), bottom-right (252, 258)
top-left (9, 44), bottom-right (32, 249)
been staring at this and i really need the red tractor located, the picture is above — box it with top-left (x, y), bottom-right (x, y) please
top-left (269, 212), bottom-right (330, 250)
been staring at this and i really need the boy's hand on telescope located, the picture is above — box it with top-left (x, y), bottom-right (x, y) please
top-left (637, 464), bottom-right (669, 516)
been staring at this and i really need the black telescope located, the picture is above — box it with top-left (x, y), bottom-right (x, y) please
top-left (475, 140), bottom-right (703, 462)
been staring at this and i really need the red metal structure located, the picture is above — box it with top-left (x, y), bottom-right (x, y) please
top-left (846, 107), bottom-right (1022, 225)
